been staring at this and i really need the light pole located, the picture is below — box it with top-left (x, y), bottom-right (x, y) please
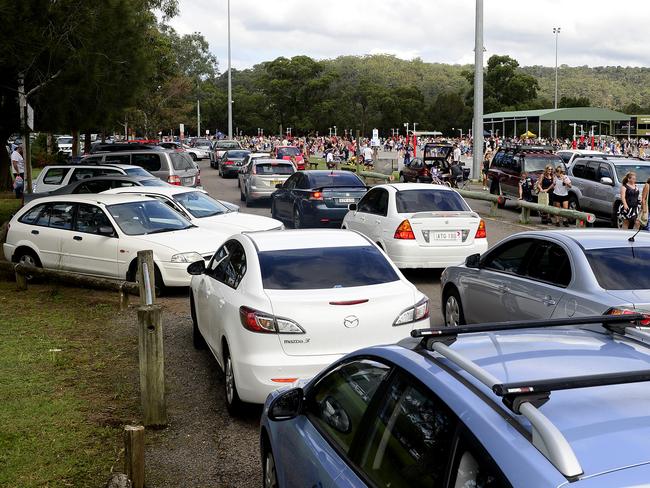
top-left (553, 26), bottom-right (561, 139)
top-left (472, 0), bottom-right (484, 182)
top-left (333, 125), bottom-right (337, 137)
top-left (329, 127), bottom-right (332, 137)
top-left (227, 0), bottom-right (233, 139)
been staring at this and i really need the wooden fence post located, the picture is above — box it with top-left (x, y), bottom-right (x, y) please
top-left (123, 425), bottom-right (145, 488)
top-left (119, 283), bottom-right (130, 311)
top-left (136, 250), bottom-right (155, 306)
top-left (137, 305), bottom-right (167, 427)
top-left (15, 267), bottom-right (27, 291)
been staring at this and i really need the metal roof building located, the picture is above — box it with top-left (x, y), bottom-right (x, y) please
top-left (483, 107), bottom-right (631, 138)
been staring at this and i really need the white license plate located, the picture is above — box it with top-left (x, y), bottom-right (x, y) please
top-left (432, 231), bottom-right (462, 241)
top-left (271, 180), bottom-right (282, 186)
top-left (338, 198), bottom-right (355, 203)
top-left (183, 177), bottom-right (194, 184)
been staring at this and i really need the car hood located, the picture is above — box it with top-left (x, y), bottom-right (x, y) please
top-left (125, 227), bottom-right (220, 257)
top-left (194, 212), bottom-right (282, 233)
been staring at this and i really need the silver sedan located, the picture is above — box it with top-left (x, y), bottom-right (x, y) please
top-left (440, 229), bottom-right (650, 326)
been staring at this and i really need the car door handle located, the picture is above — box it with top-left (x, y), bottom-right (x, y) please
top-left (31, 229), bottom-right (39, 235)
top-left (543, 296), bottom-right (556, 306)
top-left (73, 235), bottom-right (83, 241)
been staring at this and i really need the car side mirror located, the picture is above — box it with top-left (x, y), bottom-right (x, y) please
top-left (600, 177), bottom-right (613, 185)
top-left (275, 183), bottom-right (283, 189)
top-left (465, 253), bottom-right (481, 269)
top-left (348, 203), bottom-right (357, 211)
top-left (268, 387), bottom-right (304, 421)
top-left (98, 226), bottom-right (115, 237)
top-left (186, 260), bottom-right (206, 275)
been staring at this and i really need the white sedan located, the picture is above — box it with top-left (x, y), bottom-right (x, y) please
top-left (3, 194), bottom-right (225, 289)
top-left (102, 186), bottom-right (283, 237)
top-left (342, 183), bottom-right (488, 268)
top-left (187, 229), bottom-right (430, 415)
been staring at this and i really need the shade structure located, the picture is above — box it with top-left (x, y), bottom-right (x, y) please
top-left (521, 131), bottom-right (537, 138)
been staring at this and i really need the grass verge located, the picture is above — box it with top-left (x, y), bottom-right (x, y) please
top-left (0, 282), bottom-right (138, 488)
top-left (0, 192), bottom-right (21, 226)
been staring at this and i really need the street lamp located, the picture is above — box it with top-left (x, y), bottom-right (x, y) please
top-left (329, 127), bottom-right (332, 137)
top-left (553, 26), bottom-right (561, 139)
top-left (333, 125), bottom-right (337, 137)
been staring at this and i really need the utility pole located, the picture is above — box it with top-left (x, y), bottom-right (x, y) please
top-left (227, 0), bottom-right (233, 139)
top-left (472, 0), bottom-right (484, 181)
top-left (553, 27), bottom-right (561, 139)
top-left (197, 99), bottom-right (201, 137)
top-left (17, 73), bottom-right (32, 195)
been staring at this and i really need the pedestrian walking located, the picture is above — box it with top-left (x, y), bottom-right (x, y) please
top-left (536, 165), bottom-right (555, 224)
top-left (619, 171), bottom-right (639, 230)
top-left (11, 145), bottom-right (25, 199)
top-left (552, 166), bottom-right (572, 227)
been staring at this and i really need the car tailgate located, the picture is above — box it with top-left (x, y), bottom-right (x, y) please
top-left (408, 211), bottom-right (481, 247)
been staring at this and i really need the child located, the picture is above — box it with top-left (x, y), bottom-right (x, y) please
top-left (518, 171), bottom-right (534, 202)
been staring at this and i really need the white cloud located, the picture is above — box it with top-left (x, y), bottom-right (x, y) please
top-left (167, 0), bottom-right (650, 69)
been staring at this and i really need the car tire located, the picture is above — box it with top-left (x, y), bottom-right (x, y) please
top-left (613, 201), bottom-right (625, 229)
top-left (443, 288), bottom-right (466, 327)
top-left (292, 206), bottom-right (302, 229)
top-left (262, 446), bottom-right (279, 488)
top-left (14, 248), bottom-right (42, 280)
top-left (190, 294), bottom-right (206, 350)
top-left (190, 153), bottom-right (197, 161)
top-left (223, 346), bottom-right (243, 416)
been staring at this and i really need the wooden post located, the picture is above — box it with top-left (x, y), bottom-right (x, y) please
top-left (519, 206), bottom-right (531, 225)
top-left (136, 250), bottom-right (155, 305)
top-left (138, 305), bottom-right (166, 426)
top-left (123, 425), bottom-right (145, 488)
top-left (15, 267), bottom-right (27, 291)
top-left (119, 283), bottom-right (130, 311)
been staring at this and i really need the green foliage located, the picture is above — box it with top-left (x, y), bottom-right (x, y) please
top-left (559, 96), bottom-right (590, 108)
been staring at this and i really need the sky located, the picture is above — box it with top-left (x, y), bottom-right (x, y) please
top-left (167, 0), bottom-right (650, 70)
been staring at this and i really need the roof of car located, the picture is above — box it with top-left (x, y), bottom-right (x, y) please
top-left (42, 164), bottom-right (129, 170)
top-left (382, 182), bottom-right (457, 192)
top-left (23, 193), bottom-right (154, 206)
top-left (558, 149), bottom-right (606, 155)
top-left (252, 158), bottom-right (293, 165)
top-left (244, 229), bottom-right (371, 252)
top-left (101, 185), bottom-right (203, 196)
top-left (512, 229), bottom-right (650, 250)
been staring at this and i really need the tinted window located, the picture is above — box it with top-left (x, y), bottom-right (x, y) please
top-left (492, 152), bottom-right (504, 167)
top-left (523, 156), bottom-right (562, 173)
top-left (19, 204), bottom-right (48, 224)
top-left (215, 141), bottom-right (240, 149)
top-left (42, 168), bottom-right (69, 185)
top-left (170, 152), bottom-right (194, 171)
top-left (584, 163), bottom-right (598, 181)
top-left (83, 156), bottom-right (104, 164)
top-left (75, 180), bottom-right (113, 194)
top-left (359, 372), bottom-right (456, 488)
top-left (614, 164), bottom-right (650, 183)
top-left (70, 168), bottom-right (121, 182)
top-left (307, 173), bottom-right (364, 188)
top-left (48, 203), bottom-right (75, 230)
top-left (523, 241), bottom-right (572, 287)
top-left (308, 360), bottom-right (390, 454)
top-left (572, 163), bottom-right (585, 178)
top-left (224, 150), bottom-right (250, 159)
top-left (482, 239), bottom-right (534, 275)
top-left (585, 247), bottom-right (650, 290)
top-left (173, 191), bottom-right (228, 218)
top-left (132, 153), bottom-right (162, 172)
top-left (74, 204), bottom-right (113, 234)
top-left (259, 246), bottom-right (399, 290)
top-left (124, 167), bottom-right (151, 177)
top-left (208, 240), bottom-right (246, 289)
top-left (357, 189), bottom-right (383, 214)
top-left (598, 164), bottom-right (612, 180)
top-left (104, 154), bottom-right (131, 165)
top-left (558, 153), bottom-right (572, 164)
top-left (277, 147), bottom-right (301, 157)
top-left (254, 162), bottom-right (294, 175)
top-left (396, 190), bottom-right (470, 213)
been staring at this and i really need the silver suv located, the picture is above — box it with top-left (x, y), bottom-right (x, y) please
top-left (567, 156), bottom-right (650, 227)
top-left (238, 158), bottom-right (295, 205)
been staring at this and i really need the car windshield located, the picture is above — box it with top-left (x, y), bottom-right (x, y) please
top-left (216, 141), bottom-right (240, 149)
top-left (124, 167), bottom-right (151, 177)
top-left (525, 156), bottom-right (563, 172)
top-left (107, 200), bottom-right (193, 235)
top-left (58, 137), bottom-right (73, 144)
top-left (224, 150), bottom-right (250, 159)
top-left (585, 247), bottom-right (650, 290)
top-left (615, 164), bottom-right (650, 183)
top-left (173, 191), bottom-right (229, 218)
top-left (309, 173), bottom-right (364, 188)
top-left (170, 152), bottom-right (195, 170)
top-left (277, 147), bottom-right (301, 157)
top-left (254, 162), bottom-right (294, 175)
top-left (259, 246), bottom-right (399, 290)
top-left (396, 190), bottom-right (470, 213)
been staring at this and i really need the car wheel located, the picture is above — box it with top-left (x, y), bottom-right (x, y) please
top-left (190, 153), bottom-right (197, 161)
top-left (399, 173), bottom-right (406, 183)
top-left (443, 289), bottom-right (465, 327)
top-left (223, 346), bottom-right (243, 416)
top-left (293, 207), bottom-right (302, 229)
top-left (14, 248), bottom-right (42, 280)
top-left (190, 294), bottom-right (206, 349)
top-left (613, 201), bottom-right (625, 229)
top-left (153, 265), bottom-right (166, 297)
top-left (263, 447), bottom-right (279, 488)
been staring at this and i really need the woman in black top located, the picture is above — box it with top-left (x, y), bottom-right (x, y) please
top-left (620, 171), bottom-right (639, 229)
top-left (535, 165), bottom-right (555, 224)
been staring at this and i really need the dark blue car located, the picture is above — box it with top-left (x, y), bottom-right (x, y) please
top-left (270, 171), bottom-right (367, 228)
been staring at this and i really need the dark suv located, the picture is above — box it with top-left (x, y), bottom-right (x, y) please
top-left (488, 145), bottom-right (564, 205)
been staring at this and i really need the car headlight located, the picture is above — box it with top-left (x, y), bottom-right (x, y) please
top-left (171, 252), bottom-right (203, 263)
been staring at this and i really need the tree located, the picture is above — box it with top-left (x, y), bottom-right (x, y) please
top-left (559, 96), bottom-right (590, 108)
top-left (427, 92), bottom-right (471, 135)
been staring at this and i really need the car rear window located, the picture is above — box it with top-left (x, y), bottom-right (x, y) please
top-left (124, 167), bottom-right (151, 177)
top-left (308, 173), bottom-right (364, 188)
top-left (396, 190), bottom-right (470, 213)
top-left (585, 247), bottom-right (650, 290)
top-left (277, 147), bottom-right (301, 157)
top-left (170, 152), bottom-right (195, 171)
top-left (259, 246), bottom-right (398, 290)
top-left (224, 151), bottom-right (249, 159)
top-left (615, 164), bottom-right (650, 183)
top-left (216, 141), bottom-right (240, 149)
top-left (524, 156), bottom-right (563, 172)
top-left (255, 162), bottom-right (294, 175)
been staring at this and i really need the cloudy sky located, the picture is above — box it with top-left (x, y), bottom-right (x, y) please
top-left (168, 0), bottom-right (650, 70)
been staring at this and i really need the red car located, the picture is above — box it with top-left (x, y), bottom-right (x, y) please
top-left (273, 146), bottom-right (304, 170)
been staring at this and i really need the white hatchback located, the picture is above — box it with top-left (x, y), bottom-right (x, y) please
top-left (187, 229), bottom-right (430, 414)
top-left (342, 183), bottom-right (488, 269)
top-left (3, 194), bottom-right (225, 288)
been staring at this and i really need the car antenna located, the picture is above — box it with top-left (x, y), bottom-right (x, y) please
top-left (628, 227), bottom-right (643, 242)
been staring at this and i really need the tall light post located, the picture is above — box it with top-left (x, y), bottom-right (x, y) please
top-left (472, 0), bottom-right (484, 181)
top-left (333, 125), bottom-right (337, 137)
top-left (553, 26), bottom-right (561, 139)
top-left (227, 0), bottom-right (233, 139)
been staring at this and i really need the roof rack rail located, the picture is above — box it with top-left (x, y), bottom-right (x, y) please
top-left (578, 154), bottom-right (643, 161)
top-left (412, 314), bottom-right (646, 479)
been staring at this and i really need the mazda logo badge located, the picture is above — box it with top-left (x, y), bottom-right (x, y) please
top-left (343, 316), bottom-right (359, 328)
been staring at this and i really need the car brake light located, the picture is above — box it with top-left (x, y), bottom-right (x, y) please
top-left (168, 175), bottom-right (181, 185)
top-left (271, 378), bottom-right (298, 383)
top-left (239, 306), bottom-right (304, 334)
top-left (394, 220), bottom-right (415, 240)
top-left (606, 308), bottom-right (650, 326)
top-left (310, 191), bottom-right (323, 200)
top-left (475, 219), bottom-right (487, 239)
top-left (225, 161), bottom-right (234, 165)
top-left (394, 298), bottom-right (430, 326)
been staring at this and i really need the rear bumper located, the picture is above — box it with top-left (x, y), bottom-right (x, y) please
top-left (300, 205), bottom-right (349, 228)
top-left (387, 239), bottom-right (489, 269)
top-left (220, 166), bottom-right (241, 176)
top-left (247, 188), bottom-right (275, 200)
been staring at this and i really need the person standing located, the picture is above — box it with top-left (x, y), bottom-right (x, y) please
top-left (640, 176), bottom-right (650, 231)
top-left (552, 166), bottom-right (572, 227)
top-left (518, 171), bottom-right (534, 202)
top-left (482, 147), bottom-right (493, 190)
top-left (452, 143), bottom-right (461, 165)
top-left (619, 171), bottom-right (639, 229)
top-left (536, 165), bottom-right (555, 224)
top-left (11, 145), bottom-right (25, 199)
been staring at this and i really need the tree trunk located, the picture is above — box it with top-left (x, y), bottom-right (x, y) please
top-left (72, 129), bottom-right (79, 157)
top-left (47, 133), bottom-right (53, 154)
top-left (84, 131), bottom-right (91, 155)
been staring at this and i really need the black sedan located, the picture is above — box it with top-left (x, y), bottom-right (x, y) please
top-left (271, 170), bottom-right (367, 228)
top-left (24, 175), bottom-right (169, 203)
top-left (215, 150), bottom-right (251, 176)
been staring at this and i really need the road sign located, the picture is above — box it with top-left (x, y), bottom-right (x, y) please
top-left (26, 104), bottom-right (34, 131)
top-left (371, 128), bottom-right (380, 147)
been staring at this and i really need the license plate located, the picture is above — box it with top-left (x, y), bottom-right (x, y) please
top-left (431, 231), bottom-right (461, 241)
top-left (338, 198), bottom-right (355, 203)
top-left (271, 180), bottom-right (281, 186)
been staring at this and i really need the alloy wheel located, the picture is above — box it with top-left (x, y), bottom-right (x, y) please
top-left (264, 451), bottom-right (278, 488)
top-left (225, 357), bottom-right (234, 405)
top-left (445, 295), bottom-right (461, 327)
top-left (19, 254), bottom-right (36, 267)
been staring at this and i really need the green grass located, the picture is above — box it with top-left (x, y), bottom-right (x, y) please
top-left (0, 194), bottom-right (22, 225)
top-left (0, 283), bottom-right (138, 488)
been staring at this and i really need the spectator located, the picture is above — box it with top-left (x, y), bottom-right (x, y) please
top-left (640, 176), bottom-right (650, 231)
top-left (518, 171), bottom-right (534, 202)
top-left (482, 147), bottom-right (493, 190)
top-left (452, 143), bottom-right (461, 164)
top-left (11, 145), bottom-right (25, 199)
top-left (619, 171), bottom-right (639, 230)
top-left (552, 166), bottom-right (572, 227)
top-left (536, 165), bottom-right (555, 224)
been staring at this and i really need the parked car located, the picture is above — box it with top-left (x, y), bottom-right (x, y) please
top-left (567, 156), bottom-right (650, 228)
top-left (397, 157), bottom-right (431, 183)
top-left (342, 183), bottom-right (487, 269)
top-left (488, 145), bottom-right (564, 206)
top-left (187, 229), bottom-right (430, 415)
top-left (24, 175), bottom-right (168, 203)
top-left (272, 146), bottom-right (305, 170)
top-left (89, 142), bottom-right (160, 153)
top-left (261, 313), bottom-right (650, 487)
top-left (238, 159), bottom-right (295, 205)
top-left (210, 139), bottom-right (242, 164)
top-left (440, 229), bottom-right (650, 327)
top-left (557, 149), bottom-right (607, 166)
top-left (3, 194), bottom-right (223, 290)
top-left (271, 170), bottom-right (367, 228)
top-left (216, 149), bottom-right (251, 176)
top-left (80, 149), bottom-right (200, 187)
top-left (56, 135), bottom-right (73, 155)
top-left (102, 185), bottom-right (283, 237)
top-left (238, 152), bottom-right (271, 179)
top-left (32, 164), bottom-right (130, 193)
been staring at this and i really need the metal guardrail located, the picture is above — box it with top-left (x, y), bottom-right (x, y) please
top-left (456, 189), bottom-right (596, 227)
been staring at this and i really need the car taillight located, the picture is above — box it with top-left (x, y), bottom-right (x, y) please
top-left (239, 306), bottom-right (304, 334)
top-left (168, 175), bottom-right (181, 185)
top-left (225, 160), bottom-right (234, 165)
top-left (310, 191), bottom-right (323, 200)
top-left (475, 219), bottom-right (487, 239)
top-left (394, 220), bottom-right (415, 240)
top-left (606, 308), bottom-right (650, 326)
top-left (394, 298), bottom-right (430, 326)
